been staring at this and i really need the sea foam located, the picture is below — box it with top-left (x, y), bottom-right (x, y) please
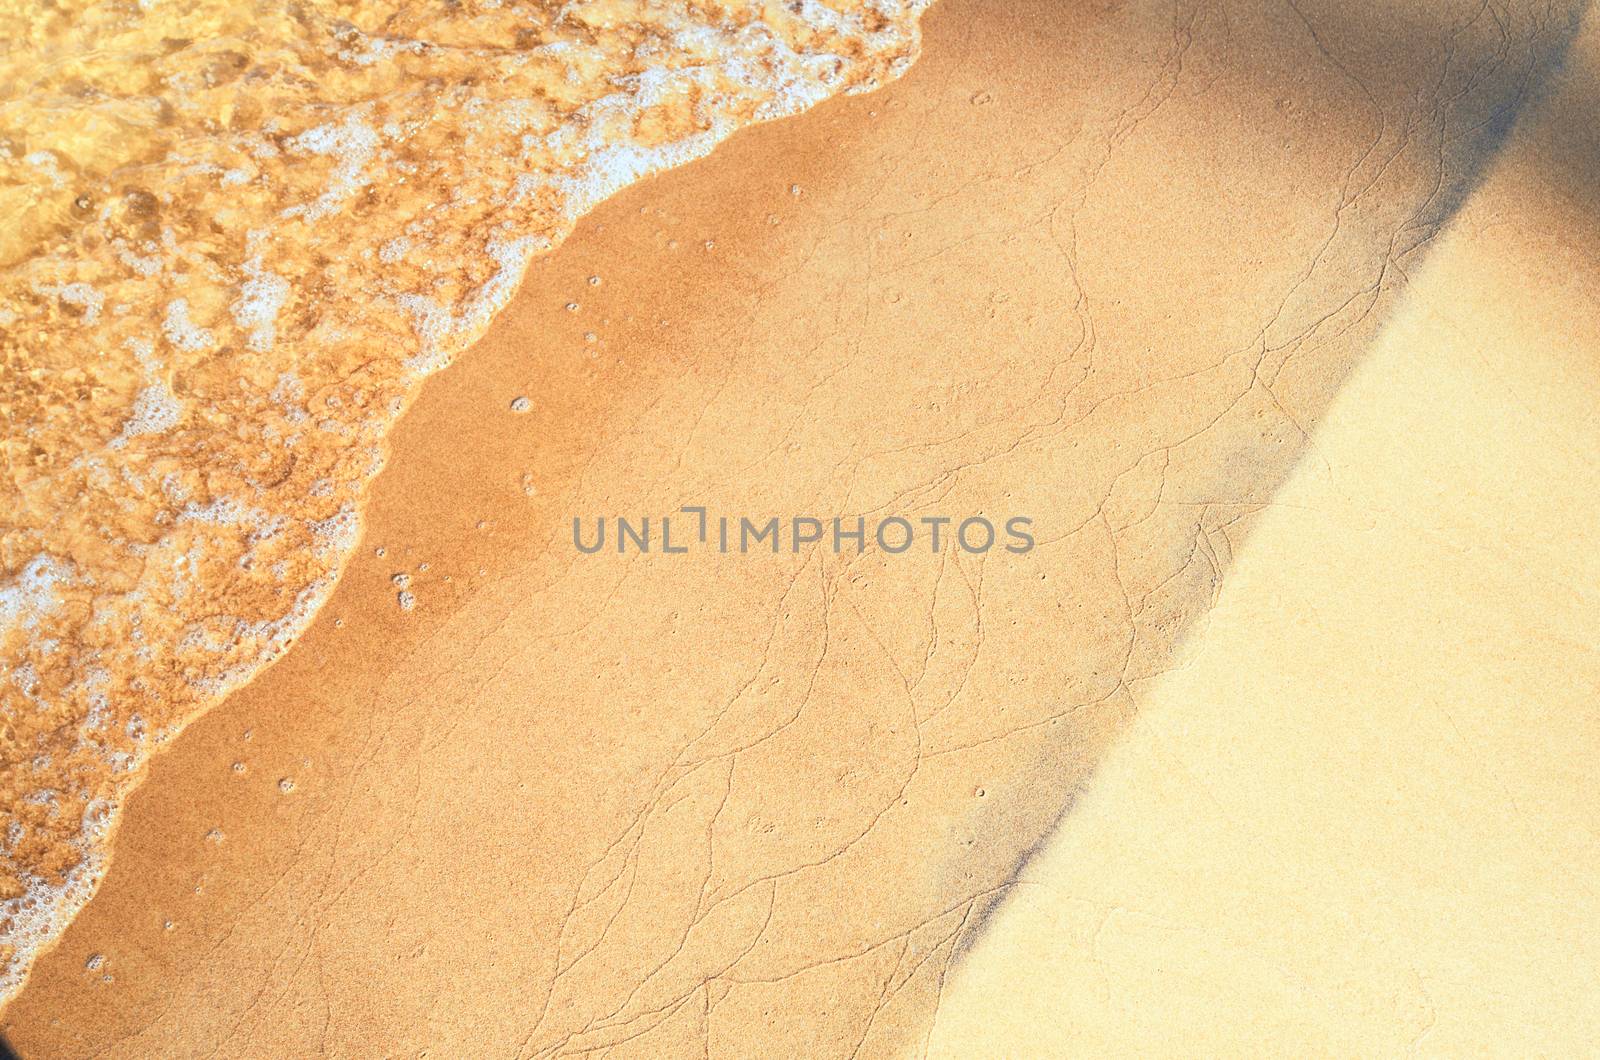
top-left (0, 0), bottom-right (931, 1006)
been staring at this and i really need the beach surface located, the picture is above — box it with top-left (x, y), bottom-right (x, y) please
top-left (926, 16), bottom-right (1600, 1048)
top-left (5, 0), bottom-right (1598, 1055)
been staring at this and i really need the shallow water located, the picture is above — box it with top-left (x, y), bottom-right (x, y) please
top-left (0, 0), bottom-right (928, 1005)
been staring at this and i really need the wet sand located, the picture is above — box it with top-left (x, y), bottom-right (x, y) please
top-left (0, 0), bottom-right (931, 996)
top-left (4, 0), bottom-right (1593, 1054)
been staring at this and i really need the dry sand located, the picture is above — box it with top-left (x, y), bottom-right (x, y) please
top-left (5, 0), bottom-right (1596, 1055)
top-left (926, 14), bottom-right (1600, 1050)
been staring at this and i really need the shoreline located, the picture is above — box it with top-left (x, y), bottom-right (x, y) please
top-left (0, 0), bottom-right (934, 1011)
top-left (6, 0), bottom-right (1592, 1054)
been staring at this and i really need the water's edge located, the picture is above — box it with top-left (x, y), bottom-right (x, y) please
top-left (0, 0), bottom-right (932, 1008)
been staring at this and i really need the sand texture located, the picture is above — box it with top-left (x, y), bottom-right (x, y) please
top-left (0, 0), bottom-right (931, 1004)
top-left (925, 23), bottom-right (1600, 1041)
top-left (4, 0), bottom-right (1599, 1055)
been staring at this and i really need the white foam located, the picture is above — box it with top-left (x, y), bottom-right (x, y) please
top-left (378, 236), bottom-right (410, 264)
top-left (285, 112), bottom-right (382, 222)
top-left (44, 283), bottom-right (104, 324)
top-left (232, 254), bottom-right (290, 352)
top-left (0, 0), bottom-right (934, 1008)
top-left (116, 380), bottom-right (183, 443)
top-left (0, 555), bottom-right (76, 637)
top-left (162, 298), bottom-right (215, 353)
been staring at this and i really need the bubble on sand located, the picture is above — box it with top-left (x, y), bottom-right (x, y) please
top-left (0, 0), bottom-right (935, 1005)
top-left (278, 778), bottom-right (296, 794)
top-left (509, 396), bottom-right (531, 413)
top-left (85, 953), bottom-right (104, 971)
top-left (397, 590), bottom-right (416, 611)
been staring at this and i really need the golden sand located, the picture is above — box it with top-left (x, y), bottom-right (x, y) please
top-left (6, 0), bottom-right (1591, 1052)
top-left (0, 0), bottom-right (929, 1006)
top-left (924, 24), bottom-right (1600, 1043)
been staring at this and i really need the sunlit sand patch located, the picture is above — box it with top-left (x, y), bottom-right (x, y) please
top-left (923, 181), bottom-right (1600, 1060)
top-left (922, 18), bottom-right (1600, 1047)
top-left (0, 0), bottom-right (930, 1005)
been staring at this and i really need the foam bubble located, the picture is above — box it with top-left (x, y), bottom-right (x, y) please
top-left (162, 298), bottom-right (215, 353)
top-left (0, 0), bottom-right (932, 1006)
